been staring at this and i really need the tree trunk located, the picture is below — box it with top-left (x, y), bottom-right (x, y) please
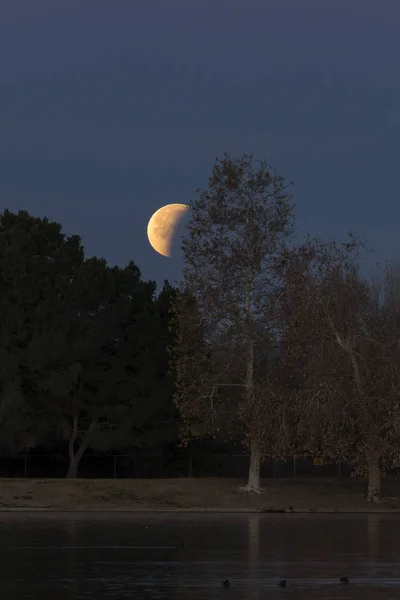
top-left (66, 444), bottom-right (89, 478)
top-left (66, 416), bottom-right (96, 479)
top-left (66, 457), bottom-right (79, 478)
top-left (242, 438), bottom-right (262, 493)
top-left (367, 455), bottom-right (382, 503)
top-left (239, 336), bottom-right (263, 494)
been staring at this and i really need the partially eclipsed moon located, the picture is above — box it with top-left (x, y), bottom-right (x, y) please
top-left (147, 203), bottom-right (189, 257)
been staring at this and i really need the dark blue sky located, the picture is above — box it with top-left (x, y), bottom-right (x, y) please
top-left (1, 1), bottom-right (399, 287)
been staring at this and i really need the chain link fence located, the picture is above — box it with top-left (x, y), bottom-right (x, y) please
top-left (0, 453), bottom-right (354, 479)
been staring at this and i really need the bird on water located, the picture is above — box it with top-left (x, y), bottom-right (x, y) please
top-left (340, 577), bottom-right (349, 584)
top-left (278, 580), bottom-right (287, 588)
top-left (222, 580), bottom-right (230, 588)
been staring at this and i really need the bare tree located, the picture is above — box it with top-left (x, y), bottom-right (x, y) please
top-left (348, 261), bottom-right (400, 502)
top-left (279, 237), bottom-right (400, 502)
top-left (172, 153), bottom-right (295, 493)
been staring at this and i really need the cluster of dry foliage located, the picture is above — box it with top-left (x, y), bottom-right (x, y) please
top-left (170, 153), bottom-right (400, 503)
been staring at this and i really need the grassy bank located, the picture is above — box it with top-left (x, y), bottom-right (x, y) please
top-left (1, 477), bottom-right (400, 512)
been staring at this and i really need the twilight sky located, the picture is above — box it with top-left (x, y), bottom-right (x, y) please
top-left (1, 0), bottom-right (399, 288)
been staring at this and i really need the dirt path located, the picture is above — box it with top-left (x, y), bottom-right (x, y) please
top-left (1, 477), bottom-right (400, 511)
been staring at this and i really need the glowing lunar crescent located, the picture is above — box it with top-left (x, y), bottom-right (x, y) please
top-left (147, 203), bottom-right (189, 257)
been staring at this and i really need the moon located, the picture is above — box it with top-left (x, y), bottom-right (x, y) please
top-left (147, 203), bottom-right (189, 257)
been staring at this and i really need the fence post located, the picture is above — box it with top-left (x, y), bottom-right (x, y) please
top-left (293, 457), bottom-right (296, 478)
top-left (113, 455), bottom-right (117, 479)
top-left (24, 455), bottom-right (28, 479)
top-left (188, 447), bottom-right (192, 477)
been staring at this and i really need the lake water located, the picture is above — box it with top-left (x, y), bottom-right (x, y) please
top-left (0, 512), bottom-right (400, 599)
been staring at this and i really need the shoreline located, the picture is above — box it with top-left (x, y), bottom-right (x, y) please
top-left (1, 476), bottom-right (400, 514)
top-left (1, 506), bottom-right (400, 514)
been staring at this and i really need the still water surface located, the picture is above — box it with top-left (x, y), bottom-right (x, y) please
top-left (0, 512), bottom-right (399, 599)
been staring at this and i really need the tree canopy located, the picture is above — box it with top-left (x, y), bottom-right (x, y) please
top-left (0, 209), bottom-right (178, 477)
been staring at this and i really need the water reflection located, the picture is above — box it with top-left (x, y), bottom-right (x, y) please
top-left (0, 512), bottom-right (400, 598)
top-left (66, 518), bottom-right (79, 597)
top-left (247, 514), bottom-right (260, 600)
top-left (368, 514), bottom-right (380, 562)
